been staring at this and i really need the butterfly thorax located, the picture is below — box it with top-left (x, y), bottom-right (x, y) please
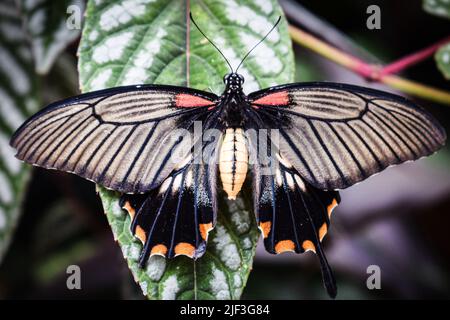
top-left (217, 91), bottom-right (248, 127)
top-left (217, 72), bottom-right (248, 126)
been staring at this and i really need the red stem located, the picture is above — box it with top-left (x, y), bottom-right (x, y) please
top-left (379, 36), bottom-right (450, 76)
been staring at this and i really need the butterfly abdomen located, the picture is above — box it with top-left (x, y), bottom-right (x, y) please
top-left (219, 128), bottom-right (248, 200)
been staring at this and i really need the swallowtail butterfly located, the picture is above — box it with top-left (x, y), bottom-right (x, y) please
top-left (9, 15), bottom-right (446, 298)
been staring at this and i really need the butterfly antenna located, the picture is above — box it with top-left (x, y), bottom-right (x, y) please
top-left (236, 16), bottom-right (282, 72)
top-left (190, 12), bottom-right (234, 72)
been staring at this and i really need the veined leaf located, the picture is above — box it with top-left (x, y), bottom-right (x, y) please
top-left (423, 0), bottom-right (450, 19)
top-left (78, 0), bottom-right (294, 300)
top-left (435, 42), bottom-right (450, 79)
top-left (0, 0), bottom-right (40, 262)
top-left (19, 0), bottom-right (84, 74)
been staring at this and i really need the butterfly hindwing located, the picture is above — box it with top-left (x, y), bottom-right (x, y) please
top-left (247, 124), bottom-right (340, 297)
top-left (249, 82), bottom-right (446, 190)
top-left (121, 162), bottom-right (215, 265)
top-left (120, 123), bottom-right (221, 265)
top-left (10, 84), bottom-right (217, 193)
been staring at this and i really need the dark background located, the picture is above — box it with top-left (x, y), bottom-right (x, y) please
top-left (0, 0), bottom-right (449, 299)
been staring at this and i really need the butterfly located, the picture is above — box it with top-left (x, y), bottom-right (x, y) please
top-left (9, 15), bottom-right (446, 298)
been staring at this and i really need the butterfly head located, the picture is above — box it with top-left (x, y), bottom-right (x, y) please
top-left (224, 72), bottom-right (244, 92)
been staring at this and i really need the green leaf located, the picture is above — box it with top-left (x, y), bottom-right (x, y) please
top-left (19, 0), bottom-right (84, 74)
top-left (78, 0), bottom-right (294, 299)
top-left (435, 42), bottom-right (450, 79)
top-left (98, 187), bottom-right (260, 299)
top-left (423, 0), bottom-right (450, 19)
top-left (0, 0), bottom-right (40, 262)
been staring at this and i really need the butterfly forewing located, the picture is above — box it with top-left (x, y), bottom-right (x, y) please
top-left (249, 82), bottom-right (446, 190)
top-left (10, 84), bottom-right (217, 193)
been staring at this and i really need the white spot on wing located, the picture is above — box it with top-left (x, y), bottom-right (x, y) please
top-left (185, 170), bottom-right (193, 187)
top-left (172, 174), bottom-right (183, 193)
top-left (174, 153), bottom-right (192, 170)
top-left (159, 176), bottom-right (173, 194)
top-left (275, 168), bottom-right (282, 186)
top-left (276, 153), bottom-right (292, 168)
top-left (285, 173), bottom-right (295, 190)
top-left (294, 174), bottom-right (306, 191)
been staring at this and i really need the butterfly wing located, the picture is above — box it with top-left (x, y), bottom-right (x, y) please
top-left (120, 119), bottom-right (222, 263)
top-left (10, 84), bottom-right (218, 193)
top-left (249, 82), bottom-right (446, 190)
top-left (246, 120), bottom-right (340, 297)
top-left (247, 82), bottom-right (446, 297)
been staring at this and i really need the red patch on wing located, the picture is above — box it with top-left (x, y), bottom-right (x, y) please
top-left (252, 91), bottom-right (289, 106)
top-left (175, 93), bottom-right (214, 108)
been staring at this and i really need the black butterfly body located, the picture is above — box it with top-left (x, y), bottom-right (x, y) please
top-left (10, 72), bottom-right (446, 298)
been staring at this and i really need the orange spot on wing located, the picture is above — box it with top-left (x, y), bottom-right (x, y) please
top-left (302, 240), bottom-right (316, 253)
top-left (123, 201), bottom-right (135, 219)
top-left (259, 221), bottom-right (272, 238)
top-left (151, 244), bottom-right (168, 256)
top-left (174, 242), bottom-right (195, 257)
top-left (319, 223), bottom-right (328, 241)
top-left (327, 198), bottom-right (338, 218)
top-left (135, 225), bottom-right (146, 244)
top-left (175, 94), bottom-right (213, 108)
top-left (275, 240), bottom-right (295, 253)
top-left (199, 223), bottom-right (213, 240)
top-left (253, 91), bottom-right (289, 106)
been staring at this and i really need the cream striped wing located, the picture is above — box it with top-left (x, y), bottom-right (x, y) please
top-left (10, 84), bottom-right (217, 193)
top-left (249, 82), bottom-right (447, 190)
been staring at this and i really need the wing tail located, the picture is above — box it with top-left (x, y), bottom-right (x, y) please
top-left (253, 150), bottom-right (340, 297)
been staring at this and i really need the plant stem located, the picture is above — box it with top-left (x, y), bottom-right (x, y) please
top-left (289, 25), bottom-right (450, 106)
top-left (379, 36), bottom-right (450, 76)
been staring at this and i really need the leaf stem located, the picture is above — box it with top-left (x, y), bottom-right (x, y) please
top-left (289, 25), bottom-right (450, 106)
top-left (379, 36), bottom-right (450, 76)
